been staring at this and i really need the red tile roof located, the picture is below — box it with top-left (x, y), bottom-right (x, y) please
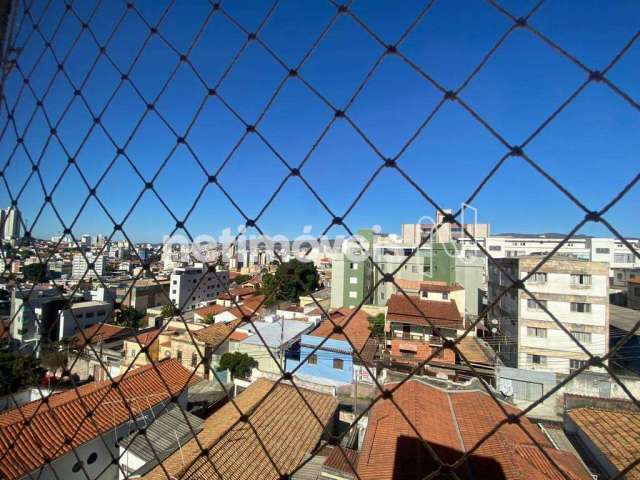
top-left (193, 319), bottom-right (245, 345)
top-left (0, 359), bottom-right (197, 480)
top-left (143, 378), bottom-right (338, 480)
top-left (217, 286), bottom-right (257, 300)
top-left (395, 279), bottom-right (464, 293)
top-left (568, 406), bottom-right (640, 479)
top-left (386, 293), bottom-right (463, 329)
top-left (193, 304), bottom-right (226, 318)
top-left (324, 447), bottom-right (359, 476)
top-left (127, 328), bottom-right (161, 346)
top-left (70, 323), bottom-right (132, 348)
top-left (357, 380), bottom-right (590, 480)
top-left (309, 308), bottom-right (372, 352)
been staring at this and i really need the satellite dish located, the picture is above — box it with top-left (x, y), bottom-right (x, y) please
top-left (500, 381), bottom-right (513, 398)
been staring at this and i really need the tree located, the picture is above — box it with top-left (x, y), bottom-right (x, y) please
top-left (116, 306), bottom-right (144, 329)
top-left (368, 313), bottom-right (385, 339)
top-left (0, 351), bottom-right (44, 396)
top-left (260, 259), bottom-right (320, 306)
top-left (232, 274), bottom-right (252, 285)
top-left (161, 302), bottom-right (179, 318)
top-left (203, 313), bottom-right (215, 325)
top-left (23, 262), bottom-right (47, 283)
top-left (217, 352), bottom-right (257, 379)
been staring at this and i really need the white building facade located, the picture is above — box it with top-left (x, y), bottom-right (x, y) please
top-left (72, 253), bottom-right (105, 279)
top-left (169, 264), bottom-right (229, 311)
top-left (488, 255), bottom-right (609, 375)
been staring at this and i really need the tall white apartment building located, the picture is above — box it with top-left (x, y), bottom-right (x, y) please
top-left (72, 253), bottom-right (105, 279)
top-left (1, 206), bottom-right (22, 240)
top-left (169, 264), bottom-right (229, 311)
top-left (488, 255), bottom-right (609, 374)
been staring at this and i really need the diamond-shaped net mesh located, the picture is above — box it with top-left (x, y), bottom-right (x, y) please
top-left (0, 1), bottom-right (639, 479)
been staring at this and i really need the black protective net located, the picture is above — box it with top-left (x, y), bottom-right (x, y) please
top-left (0, 1), bottom-right (639, 479)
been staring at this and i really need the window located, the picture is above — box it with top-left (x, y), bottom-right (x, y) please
top-left (617, 273), bottom-right (623, 280)
top-left (191, 352), bottom-right (198, 367)
top-left (442, 292), bottom-right (449, 300)
top-left (177, 350), bottom-right (183, 362)
top-left (333, 358), bottom-right (344, 370)
top-left (489, 245), bottom-right (501, 251)
top-left (349, 276), bottom-right (358, 284)
top-left (349, 263), bottom-right (358, 270)
top-left (573, 331), bottom-right (591, 343)
top-left (527, 354), bottom-right (547, 366)
top-left (527, 299), bottom-right (547, 310)
top-left (172, 280), bottom-right (177, 285)
top-left (595, 247), bottom-right (610, 254)
top-left (411, 266), bottom-right (418, 273)
top-left (570, 274), bottom-right (591, 286)
top-left (308, 354), bottom-right (317, 365)
top-left (348, 291), bottom-right (357, 298)
top-left (423, 265), bottom-right (431, 273)
top-left (570, 302), bottom-right (591, 313)
top-left (85, 312), bottom-right (94, 318)
top-left (635, 287), bottom-right (640, 296)
top-left (527, 327), bottom-right (547, 338)
top-left (130, 349), bottom-right (136, 358)
top-left (421, 291), bottom-right (429, 298)
top-left (97, 310), bottom-right (105, 316)
top-left (614, 253), bottom-right (634, 263)
top-left (570, 359), bottom-right (587, 371)
top-left (529, 272), bottom-right (547, 283)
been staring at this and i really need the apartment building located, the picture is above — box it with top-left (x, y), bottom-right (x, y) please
top-left (488, 255), bottom-right (609, 374)
top-left (401, 208), bottom-right (490, 244)
top-left (10, 286), bottom-right (66, 351)
top-left (169, 264), bottom-right (229, 311)
top-left (56, 300), bottom-right (113, 341)
top-left (71, 253), bottom-right (105, 279)
top-left (0, 206), bottom-right (22, 241)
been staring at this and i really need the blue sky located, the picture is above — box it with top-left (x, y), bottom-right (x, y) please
top-left (1, 0), bottom-right (639, 244)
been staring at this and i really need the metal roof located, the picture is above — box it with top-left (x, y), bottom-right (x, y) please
top-left (241, 320), bottom-right (313, 349)
top-left (121, 403), bottom-right (203, 464)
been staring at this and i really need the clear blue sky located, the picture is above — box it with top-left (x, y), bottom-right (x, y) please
top-left (1, 0), bottom-right (638, 243)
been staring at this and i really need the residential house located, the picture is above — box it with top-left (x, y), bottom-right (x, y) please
top-left (216, 286), bottom-right (261, 307)
top-left (384, 283), bottom-right (465, 367)
top-left (356, 378), bottom-right (591, 479)
top-left (564, 395), bottom-right (640, 479)
top-left (69, 323), bottom-right (134, 381)
top-left (119, 403), bottom-right (203, 479)
top-left (289, 308), bottom-right (372, 386)
top-left (121, 328), bottom-right (175, 373)
top-left (56, 300), bottom-right (113, 342)
top-left (0, 360), bottom-right (195, 480)
top-left (231, 319), bottom-right (314, 375)
top-left (142, 379), bottom-right (338, 480)
top-left (487, 255), bottom-right (609, 374)
top-left (159, 319), bottom-right (248, 378)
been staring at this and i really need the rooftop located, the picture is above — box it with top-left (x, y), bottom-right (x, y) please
top-left (308, 307), bottom-right (372, 353)
top-left (142, 378), bottom-right (338, 480)
top-left (70, 323), bottom-right (132, 347)
top-left (121, 403), bottom-right (203, 468)
top-left (609, 304), bottom-right (640, 336)
top-left (242, 319), bottom-right (313, 349)
top-left (0, 360), bottom-right (196, 480)
top-left (67, 300), bottom-right (111, 309)
top-left (357, 379), bottom-right (590, 480)
top-left (567, 406), bottom-right (640, 479)
top-left (193, 319), bottom-right (245, 345)
top-left (386, 293), bottom-right (464, 330)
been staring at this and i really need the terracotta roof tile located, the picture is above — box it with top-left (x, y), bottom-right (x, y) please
top-left (568, 407), bottom-right (640, 479)
top-left (357, 380), bottom-right (590, 480)
top-left (128, 328), bottom-right (162, 346)
top-left (193, 304), bottom-right (227, 317)
top-left (386, 293), bottom-right (463, 329)
top-left (143, 378), bottom-right (338, 480)
top-left (457, 337), bottom-right (494, 365)
top-left (323, 447), bottom-right (359, 476)
top-left (193, 319), bottom-right (245, 345)
top-left (309, 308), bottom-right (372, 352)
top-left (70, 323), bottom-right (132, 348)
top-left (217, 286), bottom-right (258, 300)
top-left (0, 360), bottom-right (196, 480)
